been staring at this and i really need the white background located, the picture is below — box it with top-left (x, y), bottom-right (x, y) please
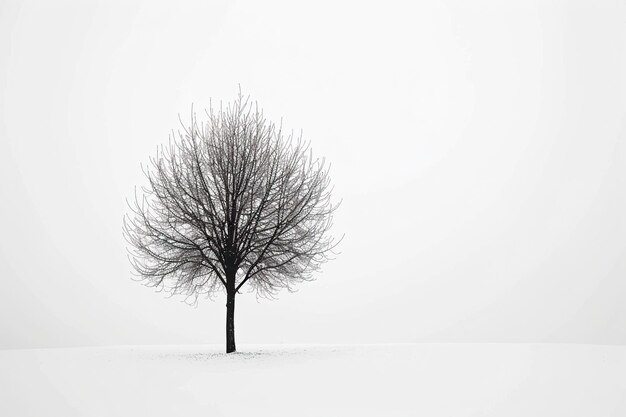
top-left (1, 0), bottom-right (625, 349)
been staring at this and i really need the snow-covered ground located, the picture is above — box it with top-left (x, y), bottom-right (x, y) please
top-left (2, 343), bottom-right (626, 416)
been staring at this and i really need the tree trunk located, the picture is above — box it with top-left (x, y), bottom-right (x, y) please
top-left (226, 291), bottom-right (236, 353)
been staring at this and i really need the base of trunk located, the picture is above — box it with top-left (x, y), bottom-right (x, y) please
top-left (226, 292), bottom-right (236, 353)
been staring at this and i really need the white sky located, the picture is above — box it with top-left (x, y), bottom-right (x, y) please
top-left (1, 0), bottom-right (625, 349)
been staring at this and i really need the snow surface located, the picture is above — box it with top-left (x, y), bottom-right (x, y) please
top-left (2, 343), bottom-right (626, 416)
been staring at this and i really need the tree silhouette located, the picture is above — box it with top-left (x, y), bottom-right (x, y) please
top-left (123, 94), bottom-right (340, 353)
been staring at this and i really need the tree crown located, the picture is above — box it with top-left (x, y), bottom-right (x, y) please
top-left (123, 95), bottom-right (340, 303)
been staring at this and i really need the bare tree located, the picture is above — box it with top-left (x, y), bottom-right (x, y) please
top-left (123, 94), bottom-right (340, 353)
